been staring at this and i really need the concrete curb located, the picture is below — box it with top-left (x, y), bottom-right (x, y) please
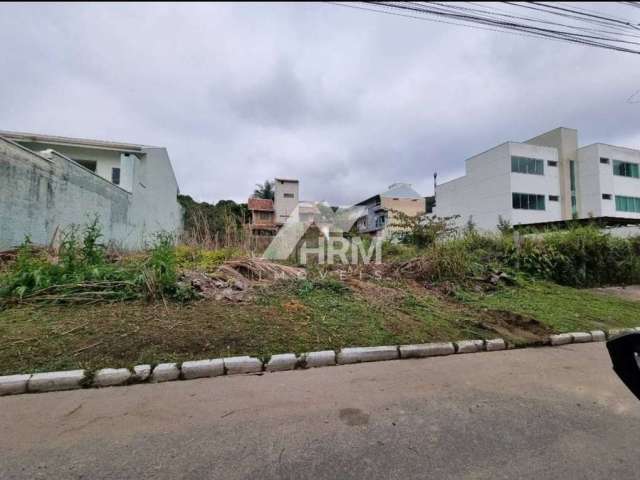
top-left (1, 327), bottom-right (637, 397)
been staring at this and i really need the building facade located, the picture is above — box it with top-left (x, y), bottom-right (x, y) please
top-left (355, 183), bottom-right (426, 237)
top-left (0, 130), bottom-right (183, 249)
top-left (274, 178), bottom-right (299, 226)
top-left (434, 127), bottom-right (640, 230)
top-left (247, 197), bottom-right (276, 235)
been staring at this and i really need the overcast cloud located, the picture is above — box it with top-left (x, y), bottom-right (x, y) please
top-left (1, 2), bottom-right (639, 205)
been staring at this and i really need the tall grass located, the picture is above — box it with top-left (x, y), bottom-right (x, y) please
top-left (0, 220), bottom-right (191, 306)
top-left (389, 223), bottom-right (640, 288)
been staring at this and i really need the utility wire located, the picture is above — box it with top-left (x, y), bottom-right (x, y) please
top-left (331, 2), bottom-right (640, 54)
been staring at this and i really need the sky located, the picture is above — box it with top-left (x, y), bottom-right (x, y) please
top-left (1, 2), bottom-right (639, 205)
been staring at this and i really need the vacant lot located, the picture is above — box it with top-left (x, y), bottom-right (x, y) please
top-left (1, 276), bottom-right (639, 376)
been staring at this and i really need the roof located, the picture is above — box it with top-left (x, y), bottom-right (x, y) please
top-left (0, 130), bottom-right (157, 153)
top-left (248, 197), bottom-right (274, 211)
top-left (274, 178), bottom-right (299, 183)
top-left (380, 183), bottom-right (422, 199)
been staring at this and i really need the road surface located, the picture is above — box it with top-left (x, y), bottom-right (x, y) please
top-left (1, 343), bottom-right (639, 479)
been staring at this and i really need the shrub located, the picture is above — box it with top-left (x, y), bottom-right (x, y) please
top-left (390, 212), bottom-right (459, 248)
top-left (505, 226), bottom-right (640, 287)
top-left (0, 222), bottom-right (191, 306)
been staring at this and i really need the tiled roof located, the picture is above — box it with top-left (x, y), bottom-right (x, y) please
top-left (248, 197), bottom-right (274, 211)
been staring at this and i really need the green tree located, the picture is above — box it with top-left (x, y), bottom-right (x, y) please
top-left (253, 180), bottom-right (275, 200)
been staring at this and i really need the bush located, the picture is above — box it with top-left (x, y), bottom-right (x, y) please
top-left (394, 221), bottom-right (640, 288)
top-left (175, 245), bottom-right (239, 271)
top-left (0, 221), bottom-right (190, 306)
top-left (504, 226), bottom-right (640, 287)
top-left (390, 212), bottom-right (459, 248)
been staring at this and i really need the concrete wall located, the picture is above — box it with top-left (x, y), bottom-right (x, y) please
top-left (435, 143), bottom-right (513, 230)
top-left (578, 143), bottom-right (640, 220)
top-left (509, 142), bottom-right (562, 226)
top-left (576, 144), bottom-right (603, 218)
top-left (274, 180), bottom-right (299, 224)
top-left (17, 141), bottom-right (124, 187)
top-left (525, 127), bottom-right (578, 220)
top-left (0, 138), bottom-right (182, 250)
top-left (434, 142), bottom-right (561, 230)
top-left (381, 196), bottom-right (425, 237)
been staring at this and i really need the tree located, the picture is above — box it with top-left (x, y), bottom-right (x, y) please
top-left (390, 211), bottom-right (459, 248)
top-left (253, 180), bottom-right (275, 200)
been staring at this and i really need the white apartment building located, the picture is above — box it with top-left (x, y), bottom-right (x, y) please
top-left (434, 127), bottom-right (640, 230)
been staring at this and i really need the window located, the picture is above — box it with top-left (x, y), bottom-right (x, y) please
top-left (283, 193), bottom-right (294, 198)
top-left (375, 215), bottom-right (386, 228)
top-left (616, 195), bottom-right (640, 213)
top-left (511, 156), bottom-right (544, 175)
top-left (512, 193), bottom-right (545, 210)
top-left (602, 194), bottom-right (612, 200)
top-left (548, 195), bottom-right (559, 201)
top-left (547, 160), bottom-right (558, 167)
top-left (613, 160), bottom-right (639, 178)
top-left (600, 157), bottom-right (610, 164)
top-left (111, 167), bottom-right (120, 185)
top-left (75, 159), bottom-right (97, 172)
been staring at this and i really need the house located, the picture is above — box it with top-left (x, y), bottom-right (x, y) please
top-left (247, 197), bottom-right (277, 235)
top-left (434, 127), bottom-right (640, 230)
top-left (274, 178), bottom-right (299, 225)
top-left (354, 183), bottom-right (426, 237)
top-left (0, 130), bottom-right (183, 249)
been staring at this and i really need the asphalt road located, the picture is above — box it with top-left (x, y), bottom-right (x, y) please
top-left (1, 343), bottom-right (639, 479)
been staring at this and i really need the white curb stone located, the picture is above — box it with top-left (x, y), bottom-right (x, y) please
top-left (570, 332), bottom-right (592, 343)
top-left (485, 339), bottom-right (507, 351)
top-left (549, 333), bottom-right (572, 346)
top-left (94, 368), bottom-right (131, 387)
top-left (181, 359), bottom-right (224, 380)
top-left (399, 342), bottom-right (455, 359)
top-left (590, 330), bottom-right (606, 342)
top-left (607, 328), bottom-right (635, 340)
top-left (224, 356), bottom-right (263, 375)
top-left (132, 364), bottom-right (151, 382)
top-left (304, 350), bottom-right (336, 368)
top-left (455, 340), bottom-right (485, 354)
top-left (337, 346), bottom-right (399, 365)
top-left (28, 370), bottom-right (86, 393)
top-left (266, 354), bottom-right (298, 372)
top-left (150, 363), bottom-right (180, 383)
top-left (0, 374), bottom-right (31, 396)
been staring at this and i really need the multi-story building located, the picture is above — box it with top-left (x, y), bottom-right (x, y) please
top-left (274, 178), bottom-right (299, 225)
top-left (354, 183), bottom-right (426, 237)
top-left (434, 127), bottom-right (640, 230)
top-left (247, 197), bottom-right (277, 235)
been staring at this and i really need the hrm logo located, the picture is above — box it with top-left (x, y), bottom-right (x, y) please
top-left (263, 201), bottom-right (383, 264)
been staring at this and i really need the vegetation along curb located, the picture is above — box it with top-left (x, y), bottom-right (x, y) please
top-left (0, 329), bottom-right (632, 397)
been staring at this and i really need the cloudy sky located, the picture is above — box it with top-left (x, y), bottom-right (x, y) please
top-left (1, 2), bottom-right (639, 205)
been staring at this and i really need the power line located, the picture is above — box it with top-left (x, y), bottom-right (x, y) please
top-left (330, 2), bottom-right (640, 55)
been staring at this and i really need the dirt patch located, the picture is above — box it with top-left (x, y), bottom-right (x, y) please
top-left (590, 285), bottom-right (640, 302)
top-left (477, 310), bottom-right (554, 344)
top-left (344, 278), bottom-right (406, 305)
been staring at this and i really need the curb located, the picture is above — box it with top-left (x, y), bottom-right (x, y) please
top-left (0, 328), bottom-right (633, 397)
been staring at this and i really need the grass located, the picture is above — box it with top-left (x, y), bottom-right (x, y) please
top-left (2, 276), bottom-right (639, 376)
top-left (465, 280), bottom-right (640, 332)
